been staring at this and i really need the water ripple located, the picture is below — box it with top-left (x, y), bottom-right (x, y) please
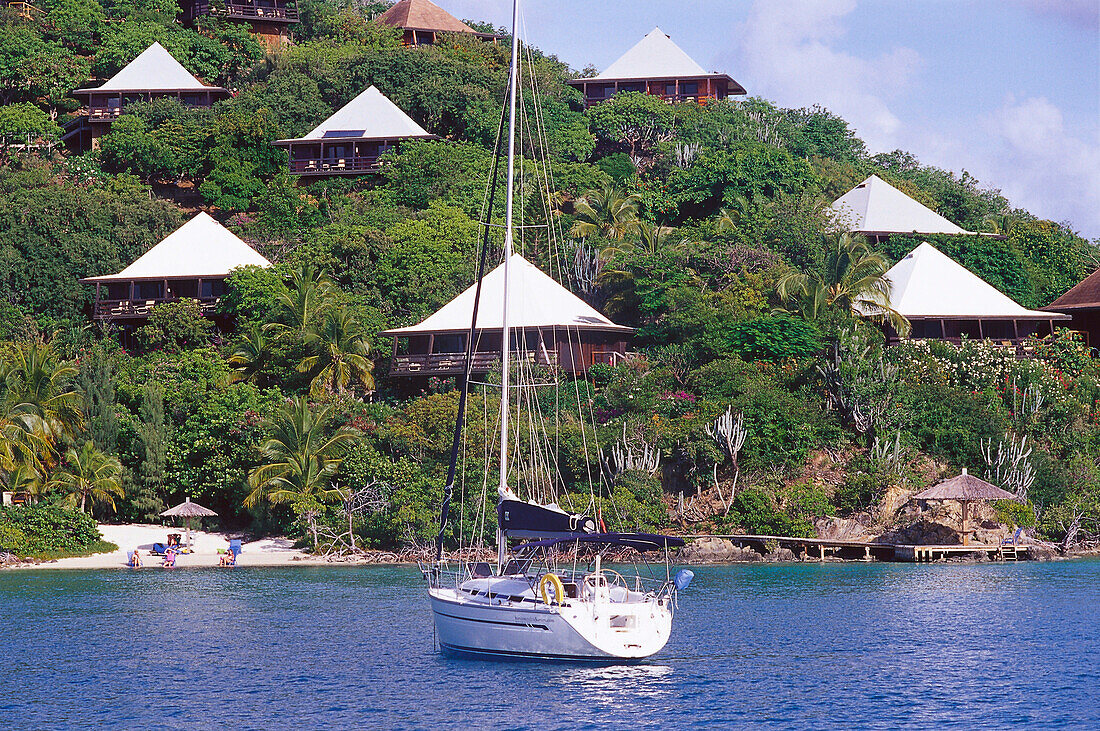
top-left (2, 561), bottom-right (1098, 729)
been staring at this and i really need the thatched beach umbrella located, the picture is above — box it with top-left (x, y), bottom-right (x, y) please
top-left (160, 497), bottom-right (218, 549)
top-left (912, 469), bottom-right (1017, 545)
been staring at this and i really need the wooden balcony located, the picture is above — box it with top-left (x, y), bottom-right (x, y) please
top-left (190, 0), bottom-right (298, 21)
top-left (290, 155), bottom-right (382, 176)
top-left (93, 297), bottom-right (220, 320)
top-left (88, 107), bottom-right (122, 121)
top-left (390, 350), bottom-right (564, 377)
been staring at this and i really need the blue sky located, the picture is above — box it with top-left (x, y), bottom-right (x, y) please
top-left (448, 0), bottom-right (1100, 240)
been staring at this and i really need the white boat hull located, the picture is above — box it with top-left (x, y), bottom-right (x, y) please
top-left (429, 585), bottom-right (673, 660)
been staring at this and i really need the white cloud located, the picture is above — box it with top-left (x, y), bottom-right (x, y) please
top-left (985, 97), bottom-right (1100, 237)
top-left (736, 0), bottom-right (921, 151)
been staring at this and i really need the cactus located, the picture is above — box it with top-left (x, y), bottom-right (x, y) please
top-left (981, 432), bottom-right (1036, 501)
top-left (605, 423), bottom-right (661, 477)
top-left (705, 406), bottom-right (748, 511)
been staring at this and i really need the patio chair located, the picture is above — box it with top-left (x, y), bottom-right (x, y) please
top-left (1000, 527), bottom-right (1023, 561)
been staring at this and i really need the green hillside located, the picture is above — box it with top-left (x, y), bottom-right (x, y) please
top-left (1, 1), bottom-right (1097, 554)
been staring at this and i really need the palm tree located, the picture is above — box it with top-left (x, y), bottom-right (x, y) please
top-left (0, 404), bottom-right (51, 477)
top-left (298, 309), bottom-right (375, 398)
top-left (228, 322), bottom-right (269, 384)
top-left (5, 463), bottom-right (43, 504)
top-left (2, 340), bottom-right (84, 445)
top-left (245, 397), bottom-right (359, 549)
top-left (569, 182), bottom-right (642, 242)
top-left (267, 265), bottom-right (335, 339)
top-left (982, 213), bottom-right (1018, 237)
top-left (776, 233), bottom-right (910, 336)
top-left (715, 195), bottom-right (753, 233)
top-left (50, 441), bottom-right (124, 513)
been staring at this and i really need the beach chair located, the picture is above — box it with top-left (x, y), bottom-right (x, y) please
top-left (229, 539), bottom-right (242, 558)
top-left (151, 542), bottom-right (167, 555)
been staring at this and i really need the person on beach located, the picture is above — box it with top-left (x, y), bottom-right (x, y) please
top-left (130, 550), bottom-right (142, 568)
top-left (220, 549), bottom-right (235, 567)
top-left (162, 548), bottom-right (176, 568)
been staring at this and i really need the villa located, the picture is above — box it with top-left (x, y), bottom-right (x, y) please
top-left (65, 43), bottom-right (229, 153)
top-left (80, 212), bottom-right (270, 329)
top-left (868, 242), bottom-right (1067, 344)
top-left (565, 27), bottom-right (746, 108)
top-left (375, 0), bottom-right (500, 46)
top-left (381, 254), bottom-right (633, 378)
top-left (830, 174), bottom-right (982, 245)
top-left (179, 0), bottom-right (299, 48)
top-left (273, 86), bottom-right (436, 177)
top-left (1044, 269), bottom-right (1100, 347)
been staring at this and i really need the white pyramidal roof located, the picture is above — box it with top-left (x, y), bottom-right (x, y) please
top-left (283, 86), bottom-right (433, 142)
top-left (871, 242), bottom-right (1059, 319)
top-left (82, 43), bottom-right (220, 93)
top-left (383, 254), bottom-right (631, 334)
top-left (830, 174), bottom-right (971, 236)
top-left (85, 212), bottom-right (271, 281)
top-left (593, 27), bottom-right (709, 80)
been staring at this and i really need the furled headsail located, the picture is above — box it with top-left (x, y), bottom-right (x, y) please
top-left (498, 499), bottom-right (596, 540)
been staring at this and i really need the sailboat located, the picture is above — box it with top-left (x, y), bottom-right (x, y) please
top-left (419, 0), bottom-right (692, 661)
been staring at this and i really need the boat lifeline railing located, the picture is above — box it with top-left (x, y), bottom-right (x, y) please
top-left (418, 560), bottom-right (676, 604)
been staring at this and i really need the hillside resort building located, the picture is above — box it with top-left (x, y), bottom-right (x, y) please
top-left (565, 27), bottom-right (746, 107)
top-left (375, 0), bottom-right (500, 46)
top-left (830, 174), bottom-right (980, 245)
top-left (80, 212), bottom-right (270, 330)
top-left (179, 0), bottom-right (299, 48)
top-left (65, 43), bottom-right (229, 153)
top-left (273, 86), bottom-right (436, 177)
top-left (381, 254), bottom-right (632, 379)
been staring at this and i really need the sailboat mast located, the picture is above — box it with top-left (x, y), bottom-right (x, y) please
top-left (498, 0), bottom-right (521, 503)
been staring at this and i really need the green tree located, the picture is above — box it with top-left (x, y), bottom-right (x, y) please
top-left (76, 343), bottom-right (119, 453)
top-left (0, 103), bottom-right (62, 154)
top-left (135, 299), bottom-right (215, 352)
top-left (588, 91), bottom-right (675, 162)
top-left (2, 340), bottom-right (84, 453)
top-left (245, 397), bottom-right (359, 548)
top-left (569, 182), bottom-right (641, 241)
top-left (137, 382), bottom-right (167, 514)
top-left (228, 322), bottom-right (269, 384)
top-left (777, 233), bottom-right (909, 335)
top-left (299, 307), bottom-right (375, 397)
top-left (51, 441), bottom-right (124, 513)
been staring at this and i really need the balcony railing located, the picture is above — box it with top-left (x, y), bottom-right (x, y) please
top-left (290, 156), bottom-right (383, 175)
top-left (192, 1), bottom-right (299, 21)
top-left (585, 91), bottom-right (712, 106)
top-left (390, 350), bottom-right (562, 376)
top-left (88, 107), bottom-right (122, 121)
top-left (93, 297), bottom-right (220, 319)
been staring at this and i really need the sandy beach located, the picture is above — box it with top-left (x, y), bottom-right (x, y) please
top-left (7, 523), bottom-right (328, 570)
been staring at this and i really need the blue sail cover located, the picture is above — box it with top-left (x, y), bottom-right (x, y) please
top-left (515, 533), bottom-right (687, 553)
top-left (498, 499), bottom-right (597, 540)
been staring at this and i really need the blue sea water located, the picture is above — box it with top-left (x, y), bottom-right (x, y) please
top-left (2, 560), bottom-right (1099, 730)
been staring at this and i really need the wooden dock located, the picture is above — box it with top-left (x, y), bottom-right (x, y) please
top-left (685, 534), bottom-right (1030, 563)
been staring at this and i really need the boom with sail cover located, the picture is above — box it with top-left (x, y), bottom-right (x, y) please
top-left (498, 499), bottom-right (596, 540)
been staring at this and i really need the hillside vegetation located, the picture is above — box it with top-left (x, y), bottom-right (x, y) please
top-left (1, 0), bottom-right (1098, 553)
